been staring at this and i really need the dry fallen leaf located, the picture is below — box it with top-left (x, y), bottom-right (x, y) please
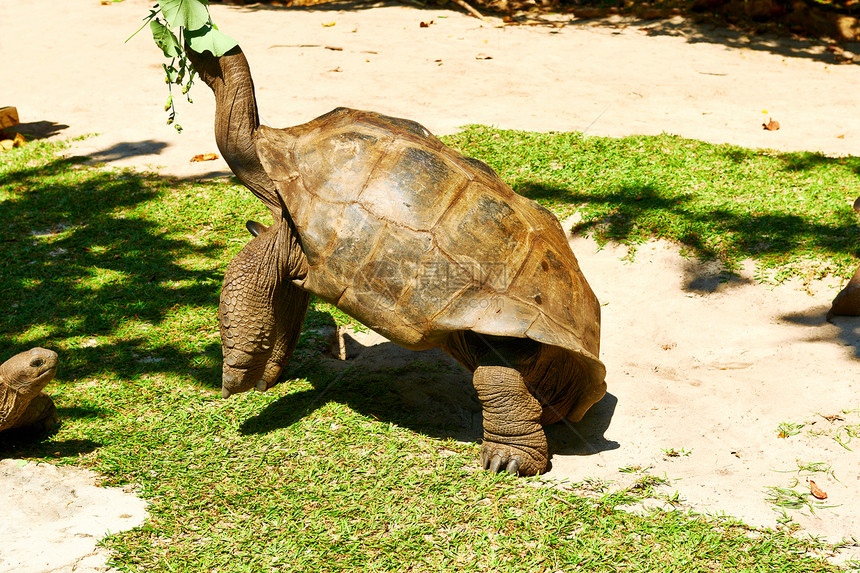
top-left (777, 431), bottom-right (788, 438)
top-left (808, 479), bottom-right (828, 500)
top-left (661, 342), bottom-right (677, 351)
top-left (420, 21), bottom-right (433, 28)
top-left (476, 53), bottom-right (492, 60)
top-left (322, 21), bottom-right (336, 27)
top-left (0, 132), bottom-right (25, 152)
top-left (190, 153), bottom-right (218, 162)
top-left (763, 118), bottom-right (780, 131)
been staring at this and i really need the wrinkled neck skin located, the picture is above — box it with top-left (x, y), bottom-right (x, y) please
top-left (185, 46), bottom-right (281, 218)
top-left (186, 47), bottom-right (311, 397)
top-left (219, 219), bottom-right (310, 397)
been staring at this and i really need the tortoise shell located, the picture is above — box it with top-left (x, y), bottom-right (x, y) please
top-left (255, 108), bottom-right (604, 387)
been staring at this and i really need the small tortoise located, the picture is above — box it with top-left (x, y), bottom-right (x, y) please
top-left (186, 45), bottom-right (606, 475)
top-left (0, 348), bottom-right (59, 434)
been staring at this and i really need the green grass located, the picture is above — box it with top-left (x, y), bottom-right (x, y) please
top-left (445, 127), bottom-right (860, 281)
top-left (1, 136), bottom-right (856, 571)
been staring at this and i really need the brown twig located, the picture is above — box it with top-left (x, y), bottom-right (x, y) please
top-left (449, 0), bottom-right (488, 21)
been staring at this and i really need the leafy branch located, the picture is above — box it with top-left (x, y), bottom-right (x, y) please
top-left (130, 0), bottom-right (237, 132)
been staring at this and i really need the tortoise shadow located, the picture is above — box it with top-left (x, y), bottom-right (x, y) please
top-left (241, 336), bottom-right (484, 443)
top-left (781, 306), bottom-right (860, 360)
top-left (546, 392), bottom-right (619, 456)
top-left (240, 333), bottom-right (620, 457)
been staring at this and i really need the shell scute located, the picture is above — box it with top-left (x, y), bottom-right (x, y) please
top-left (294, 128), bottom-right (388, 204)
top-left (360, 145), bottom-right (470, 231)
top-left (435, 182), bottom-right (531, 292)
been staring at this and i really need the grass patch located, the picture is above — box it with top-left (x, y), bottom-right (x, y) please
top-left (0, 137), bottom-right (854, 571)
top-left (780, 409), bottom-right (860, 451)
top-left (444, 127), bottom-right (860, 281)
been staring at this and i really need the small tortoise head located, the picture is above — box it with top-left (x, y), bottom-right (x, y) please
top-left (0, 347), bottom-right (59, 397)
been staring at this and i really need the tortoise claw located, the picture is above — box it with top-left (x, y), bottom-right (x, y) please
top-left (480, 444), bottom-right (526, 475)
top-left (480, 440), bottom-right (539, 476)
top-left (488, 454), bottom-right (503, 473)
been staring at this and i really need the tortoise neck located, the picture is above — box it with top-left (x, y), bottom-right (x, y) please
top-left (187, 46), bottom-right (281, 215)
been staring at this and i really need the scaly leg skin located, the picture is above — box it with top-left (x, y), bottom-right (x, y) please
top-left (473, 365), bottom-right (548, 476)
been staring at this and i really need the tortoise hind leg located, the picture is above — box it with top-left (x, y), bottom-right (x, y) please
top-left (473, 364), bottom-right (548, 476)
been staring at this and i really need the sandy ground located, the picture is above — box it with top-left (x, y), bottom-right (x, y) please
top-left (0, 460), bottom-right (148, 573)
top-left (2, 0), bottom-right (860, 569)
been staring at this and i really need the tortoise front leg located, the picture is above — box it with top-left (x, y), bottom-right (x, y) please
top-left (473, 365), bottom-right (548, 476)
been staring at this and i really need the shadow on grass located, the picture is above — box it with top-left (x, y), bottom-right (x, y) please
top-left (241, 335), bottom-right (620, 460)
top-left (241, 340), bottom-right (484, 442)
top-left (0, 148), bottom-right (231, 405)
top-left (517, 177), bottom-right (858, 290)
top-left (0, 430), bottom-right (100, 460)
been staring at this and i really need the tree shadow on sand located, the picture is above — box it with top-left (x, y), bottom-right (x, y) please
top-left (14, 120), bottom-right (69, 140)
top-left (225, 0), bottom-right (860, 66)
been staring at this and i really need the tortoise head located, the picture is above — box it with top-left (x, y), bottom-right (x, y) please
top-left (219, 220), bottom-right (310, 398)
top-left (0, 347), bottom-right (59, 397)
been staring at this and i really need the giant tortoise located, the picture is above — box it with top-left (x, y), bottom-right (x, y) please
top-left (186, 45), bottom-right (606, 475)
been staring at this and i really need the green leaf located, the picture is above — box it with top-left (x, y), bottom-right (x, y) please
top-left (185, 25), bottom-right (238, 57)
top-left (159, 0), bottom-right (211, 31)
top-left (163, 63), bottom-right (180, 83)
top-left (149, 19), bottom-right (180, 58)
